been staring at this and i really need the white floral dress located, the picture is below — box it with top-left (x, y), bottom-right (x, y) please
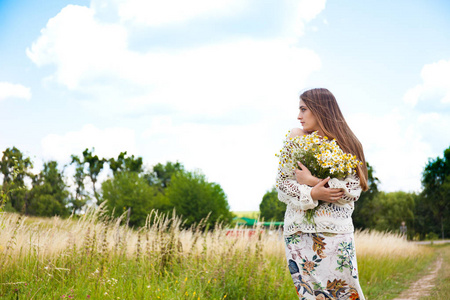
top-left (285, 232), bottom-right (364, 300)
top-left (276, 134), bottom-right (366, 299)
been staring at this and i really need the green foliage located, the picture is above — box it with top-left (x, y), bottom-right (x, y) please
top-left (145, 161), bottom-right (184, 191)
top-left (351, 155), bottom-right (450, 240)
top-left (353, 162), bottom-right (381, 229)
top-left (69, 151), bottom-right (144, 213)
top-left (0, 147), bottom-right (33, 212)
top-left (82, 148), bottom-right (106, 202)
top-left (413, 194), bottom-right (439, 240)
top-left (421, 146), bottom-right (450, 239)
top-left (28, 161), bottom-right (70, 217)
top-left (0, 147), bottom-right (234, 229)
top-left (69, 155), bottom-right (88, 213)
top-left (372, 191), bottom-right (416, 234)
top-left (108, 151), bottom-right (143, 175)
top-left (259, 187), bottom-right (286, 221)
top-left (166, 170), bottom-right (232, 228)
top-left (101, 172), bottom-right (159, 227)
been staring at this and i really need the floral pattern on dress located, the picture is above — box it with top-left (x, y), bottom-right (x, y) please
top-left (285, 232), bottom-right (365, 300)
top-left (286, 234), bottom-right (302, 245)
top-left (312, 234), bottom-right (327, 258)
top-left (300, 255), bottom-right (322, 275)
top-left (336, 241), bottom-right (358, 279)
top-left (286, 233), bottom-right (304, 260)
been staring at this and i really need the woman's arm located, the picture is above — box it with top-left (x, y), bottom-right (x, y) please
top-left (276, 129), bottom-right (345, 208)
top-left (276, 129), bottom-right (319, 210)
top-left (327, 175), bottom-right (362, 205)
top-left (276, 163), bottom-right (319, 210)
top-left (294, 161), bottom-right (345, 203)
top-left (294, 161), bottom-right (321, 186)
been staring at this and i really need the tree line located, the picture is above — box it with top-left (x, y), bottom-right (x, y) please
top-left (2, 145), bottom-right (448, 239)
top-left (0, 147), bottom-right (233, 228)
top-left (260, 146), bottom-right (450, 240)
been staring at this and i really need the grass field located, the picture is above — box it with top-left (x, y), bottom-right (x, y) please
top-left (421, 244), bottom-right (450, 300)
top-left (356, 231), bottom-right (435, 299)
top-left (0, 209), bottom-right (437, 299)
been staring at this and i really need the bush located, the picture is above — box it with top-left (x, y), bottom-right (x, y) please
top-left (166, 170), bottom-right (233, 228)
top-left (101, 172), bottom-right (158, 227)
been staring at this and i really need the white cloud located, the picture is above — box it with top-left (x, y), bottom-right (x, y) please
top-left (416, 112), bottom-right (450, 154)
top-left (112, 0), bottom-right (247, 27)
top-left (0, 82), bottom-right (31, 101)
top-left (403, 85), bottom-right (424, 107)
top-left (40, 125), bottom-right (137, 202)
top-left (347, 110), bottom-right (434, 193)
top-left (283, 0), bottom-right (327, 37)
top-left (27, 5), bottom-right (128, 90)
top-left (41, 124), bottom-right (137, 162)
top-left (28, 0), bottom-right (327, 210)
top-left (298, 0), bottom-right (326, 22)
top-left (27, 2), bottom-right (322, 117)
top-left (89, 0), bottom-right (326, 33)
top-left (351, 59), bottom-right (450, 193)
top-left (140, 117), bottom-right (284, 211)
top-left (404, 59), bottom-right (450, 107)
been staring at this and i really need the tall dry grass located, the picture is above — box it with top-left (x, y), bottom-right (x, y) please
top-left (0, 208), bottom-right (435, 299)
top-left (355, 230), bottom-right (435, 299)
top-left (0, 211), bottom-right (425, 261)
top-left (0, 208), bottom-right (283, 265)
top-left (355, 230), bottom-right (426, 257)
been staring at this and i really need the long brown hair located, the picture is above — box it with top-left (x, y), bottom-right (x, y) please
top-left (300, 88), bottom-right (368, 191)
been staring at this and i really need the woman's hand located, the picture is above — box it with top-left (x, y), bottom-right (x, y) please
top-left (294, 162), bottom-right (319, 186)
top-left (310, 177), bottom-right (345, 203)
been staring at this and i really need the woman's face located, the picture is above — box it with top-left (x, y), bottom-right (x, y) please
top-left (298, 99), bottom-right (319, 132)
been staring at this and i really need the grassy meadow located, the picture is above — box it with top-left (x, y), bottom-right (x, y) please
top-left (0, 208), bottom-right (437, 299)
top-left (422, 244), bottom-right (450, 300)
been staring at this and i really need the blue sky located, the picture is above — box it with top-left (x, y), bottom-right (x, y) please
top-left (1, 0), bottom-right (449, 211)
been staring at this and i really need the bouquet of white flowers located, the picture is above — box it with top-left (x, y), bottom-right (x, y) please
top-left (276, 131), bottom-right (362, 223)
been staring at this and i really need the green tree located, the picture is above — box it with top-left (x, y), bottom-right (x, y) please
top-left (28, 161), bottom-right (70, 217)
top-left (101, 172), bottom-right (158, 227)
top-left (373, 191), bottom-right (416, 235)
top-left (108, 152), bottom-right (143, 175)
top-left (421, 146), bottom-right (450, 239)
top-left (353, 162), bottom-right (381, 229)
top-left (413, 193), bottom-right (437, 239)
top-left (260, 187), bottom-right (286, 221)
top-left (82, 148), bottom-right (106, 202)
top-left (69, 155), bottom-right (88, 213)
top-left (166, 170), bottom-right (232, 228)
top-left (0, 147), bottom-right (33, 212)
top-left (145, 161), bottom-right (184, 191)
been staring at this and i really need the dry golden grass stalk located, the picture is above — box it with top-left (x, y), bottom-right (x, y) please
top-left (0, 207), bottom-right (429, 268)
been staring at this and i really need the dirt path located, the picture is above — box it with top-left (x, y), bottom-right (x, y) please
top-left (392, 256), bottom-right (443, 300)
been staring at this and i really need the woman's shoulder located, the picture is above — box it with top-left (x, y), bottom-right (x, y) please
top-left (288, 128), bottom-right (307, 138)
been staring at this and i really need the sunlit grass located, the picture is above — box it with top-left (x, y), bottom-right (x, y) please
top-left (356, 230), bottom-right (435, 299)
top-left (0, 209), bottom-right (436, 299)
top-left (421, 244), bottom-right (450, 300)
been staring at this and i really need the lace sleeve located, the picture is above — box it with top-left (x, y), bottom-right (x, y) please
top-left (275, 138), bottom-right (319, 210)
top-left (328, 175), bottom-right (362, 205)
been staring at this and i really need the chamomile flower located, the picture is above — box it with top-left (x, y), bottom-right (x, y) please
top-left (276, 130), bottom-right (362, 223)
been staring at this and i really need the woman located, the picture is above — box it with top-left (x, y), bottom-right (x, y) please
top-left (276, 88), bottom-right (368, 300)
